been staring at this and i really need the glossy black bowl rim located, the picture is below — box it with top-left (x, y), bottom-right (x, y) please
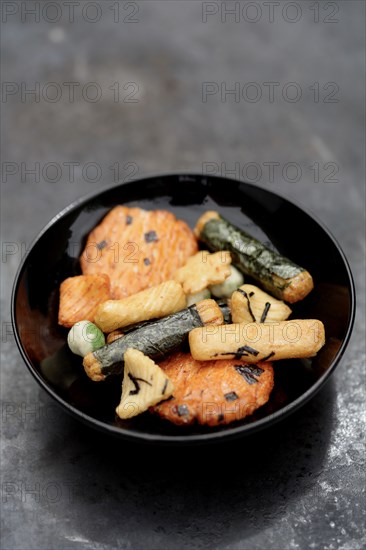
top-left (11, 173), bottom-right (356, 444)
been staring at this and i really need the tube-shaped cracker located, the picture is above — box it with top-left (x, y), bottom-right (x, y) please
top-left (84, 299), bottom-right (223, 381)
top-left (189, 319), bottom-right (325, 362)
top-left (195, 211), bottom-right (314, 303)
top-left (231, 284), bottom-right (292, 324)
top-left (94, 280), bottom-right (186, 333)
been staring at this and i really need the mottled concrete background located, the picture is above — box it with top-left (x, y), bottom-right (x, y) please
top-left (1, 1), bottom-right (365, 549)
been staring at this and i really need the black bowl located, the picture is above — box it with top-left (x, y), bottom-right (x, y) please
top-left (11, 174), bottom-right (355, 444)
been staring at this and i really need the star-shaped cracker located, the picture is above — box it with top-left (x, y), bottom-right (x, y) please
top-left (174, 251), bottom-right (232, 295)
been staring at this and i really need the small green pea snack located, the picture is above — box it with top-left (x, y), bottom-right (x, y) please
top-left (209, 265), bottom-right (244, 298)
top-left (67, 320), bottom-right (105, 357)
top-left (186, 288), bottom-right (211, 307)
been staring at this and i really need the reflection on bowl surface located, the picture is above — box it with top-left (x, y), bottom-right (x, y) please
top-left (12, 174), bottom-right (355, 443)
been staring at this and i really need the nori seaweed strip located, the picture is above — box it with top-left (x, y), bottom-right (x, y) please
top-left (216, 300), bottom-right (232, 323)
top-left (234, 364), bottom-right (264, 384)
top-left (121, 309), bottom-right (202, 335)
top-left (122, 318), bottom-right (161, 334)
top-left (237, 288), bottom-right (256, 322)
top-left (144, 230), bottom-right (158, 243)
top-left (212, 345), bottom-right (258, 359)
top-left (236, 371), bottom-right (257, 385)
top-left (200, 216), bottom-right (304, 295)
top-left (245, 365), bottom-right (264, 376)
top-left (161, 379), bottom-right (169, 395)
top-left (224, 392), bottom-right (239, 401)
top-left (97, 240), bottom-right (107, 250)
top-left (239, 345), bottom-right (260, 356)
top-left (260, 302), bottom-right (271, 323)
top-left (93, 305), bottom-right (205, 377)
top-left (213, 350), bottom-right (248, 359)
top-left (128, 373), bottom-right (152, 395)
top-left (261, 351), bottom-right (275, 362)
top-left (177, 405), bottom-right (189, 417)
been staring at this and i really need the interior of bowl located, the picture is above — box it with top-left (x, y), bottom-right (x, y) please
top-left (12, 174), bottom-right (354, 442)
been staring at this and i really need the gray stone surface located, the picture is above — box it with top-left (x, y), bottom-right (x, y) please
top-left (1, 1), bottom-right (365, 549)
